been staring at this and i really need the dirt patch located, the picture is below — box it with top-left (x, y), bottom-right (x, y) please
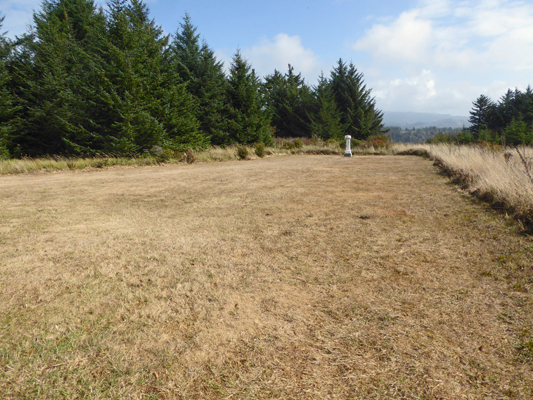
top-left (1, 155), bottom-right (532, 399)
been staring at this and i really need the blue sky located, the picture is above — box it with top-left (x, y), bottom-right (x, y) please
top-left (1, 0), bottom-right (533, 116)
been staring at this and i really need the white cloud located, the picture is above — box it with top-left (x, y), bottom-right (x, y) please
top-left (353, 0), bottom-right (533, 72)
top-left (215, 33), bottom-right (325, 83)
top-left (353, 0), bottom-right (533, 115)
top-left (245, 33), bottom-right (323, 81)
top-left (353, 10), bottom-right (432, 64)
top-left (374, 70), bottom-right (442, 112)
top-left (418, 0), bottom-right (454, 18)
top-left (372, 69), bottom-right (529, 115)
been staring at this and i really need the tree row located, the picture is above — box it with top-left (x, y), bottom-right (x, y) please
top-left (467, 87), bottom-right (533, 145)
top-left (0, 0), bottom-right (385, 158)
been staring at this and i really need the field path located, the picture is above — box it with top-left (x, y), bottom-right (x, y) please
top-left (1, 155), bottom-right (532, 399)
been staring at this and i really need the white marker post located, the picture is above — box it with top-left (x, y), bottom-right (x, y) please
top-left (344, 135), bottom-right (352, 157)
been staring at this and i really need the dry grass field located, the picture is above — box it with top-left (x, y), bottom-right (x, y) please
top-left (1, 155), bottom-right (533, 399)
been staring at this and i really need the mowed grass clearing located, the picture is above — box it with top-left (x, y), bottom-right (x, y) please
top-left (1, 155), bottom-right (533, 399)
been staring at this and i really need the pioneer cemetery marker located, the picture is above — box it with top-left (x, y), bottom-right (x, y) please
top-left (344, 135), bottom-right (352, 157)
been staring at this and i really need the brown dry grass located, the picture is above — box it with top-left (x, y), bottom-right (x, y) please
top-left (1, 155), bottom-right (533, 399)
top-left (395, 144), bottom-right (533, 229)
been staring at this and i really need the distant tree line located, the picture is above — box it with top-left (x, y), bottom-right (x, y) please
top-left (388, 126), bottom-right (462, 144)
top-left (425, 87), bottom-right (533, 145)
top-left (0, 0), bottom-right (386, 158)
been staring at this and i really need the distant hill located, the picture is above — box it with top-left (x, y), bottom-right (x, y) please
top-left (383, 112), bottom-right (470, 129)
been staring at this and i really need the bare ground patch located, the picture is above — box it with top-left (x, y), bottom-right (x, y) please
top-left (1, 155), bottom-right (532, 399)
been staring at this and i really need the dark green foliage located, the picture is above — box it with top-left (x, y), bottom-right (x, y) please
top-left (170, 14), bottom-right (228, 145)
top-left (97, 0), bottom-right (168, 153)
top-left (171, 13), bottom-right (202, 83)
top-left (0, 15), bottom-right (14, 158)
top-left (225, 50), bottom-right (272, 145)
top-left (1, 2), bottom-right (390, 159)
top-left (309, 73), bottom-right (344, 141)
top-left (424, 130), bottom-right (473, 144)
top-left (505, 118), bottom-right (532, 145)
top-left (196, 43), bottom-right (230, 145)
top-left (3, 0), bottom-right (203, 157)
top-left (4, 0), bottom-right (108, 156)
top-left (466, 87), bottom-right (533, 146)
top-left (262, 60), bottom-right (384, 143)
top-left (97, 0), bottom-right (203, 153)
top-left (468, 94), bottom-right (494, 137)
top-left (328, 59), bottom-right (385, 141)
top-left (263, 65), bottom-right (313, 138)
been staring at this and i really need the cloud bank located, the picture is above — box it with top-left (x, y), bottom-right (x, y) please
top-left (247, 34), bottom-right (323, 80)
top-left (353, 0), bottom-right (533, 115)
top-left (216, 34), bottom-right (325, 85)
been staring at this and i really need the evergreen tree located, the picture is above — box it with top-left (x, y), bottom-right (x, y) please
top-left (2, 32), bottom-right (33, 157)
top-left (6, 0), bottom-right (108, 156)
top-left (0, 15), bottom-right (14, 158)
top-left (171, 13), bottom-right (201, 83)
top-left (95, 0), bottom-right (203, 153)
top-left (263, 65), bottom-right (313, 138)
top-left (262, 69), bottom-right (284, 133)
top-left (225, 50), bottom-right (272, 144)
top-left (170, 15), bottom-right (228, 145)
top-left (309, 73), bottom-right (343, 140)
top-left (505, 117), bottom-right (533, 145)
top-left (97, 0), bottom-right (166, 152)
top-left (517, 86), bottom-right (533, 126)
top-left (467, 87), bottom-right (533, 145)
top-left (468, 94), bottom-right (494, 139)
top-left (328, 59), bottom-right (385, 140)
top-left (6, 0), bottom-right (205, 156)
top-left (4, 3), bottom-right (403, 157)
top-left (493, 89), bottom-right (518, 136)
top-left (502, 87), bottom-right (533, 130)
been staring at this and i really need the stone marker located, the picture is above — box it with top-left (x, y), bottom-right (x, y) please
top-left (344, 135), bottom-right (352, 157)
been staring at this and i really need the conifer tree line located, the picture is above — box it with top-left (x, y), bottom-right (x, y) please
top-left (0, 0), bottom-right (385, 158)
top-left (467, 87), bottom-right (533, 146)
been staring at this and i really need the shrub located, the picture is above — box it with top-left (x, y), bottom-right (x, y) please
top-left (237, 146), bottom-right (249, 160)
top-left (254, 142), bottom-right (265, 158)
top-left (359, 134), bottom-right (391, 149)
top-left (303, 137), bottom-right (319, 146)
top-left (185, 151), bottom-right (195, 164)
top-left (350, 139), bottom-right (363, 148)
top-left (150, 146), bottom-right (164, 157)
top-left (294, 139), bottom-right (303, 148)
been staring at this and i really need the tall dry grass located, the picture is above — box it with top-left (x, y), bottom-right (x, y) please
top-left (0, 155), bottom-right (163, 174)
top-left (394, 143), bottom-right (533, 228)
top-left (0, 140), bottom-right (345, 175)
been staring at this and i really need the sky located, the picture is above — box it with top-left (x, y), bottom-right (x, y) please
top-left (1, 0), bottom-right (533, 117)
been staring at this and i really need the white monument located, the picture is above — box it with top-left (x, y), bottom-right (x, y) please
top-left (344, 135), bottom-right (352, 157)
